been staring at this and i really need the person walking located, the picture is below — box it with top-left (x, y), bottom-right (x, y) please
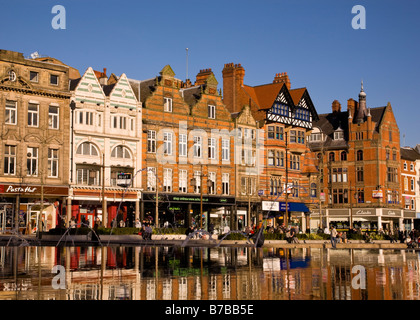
top-left (330, 226), bottom-right (337, 249)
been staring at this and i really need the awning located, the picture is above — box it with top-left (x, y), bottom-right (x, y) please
top-left (266, 202), bottom-right (310, 218)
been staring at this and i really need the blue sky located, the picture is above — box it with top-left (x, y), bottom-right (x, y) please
top-left (1, 0), bottom-right (419, 147)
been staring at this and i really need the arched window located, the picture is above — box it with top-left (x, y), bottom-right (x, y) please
top-left (76, 142), bottom-right (99, 156)
top-left (341, 151), bottom-right (347, 161)
top-left (356, 150), bottom-right (363, 161)
top-left (329, 152), bottom-right (335, 162)
top-left (111, 146), bottom-right (132, 159)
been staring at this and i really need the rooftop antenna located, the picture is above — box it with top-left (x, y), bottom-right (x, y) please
top-left (186, 48), bottom-right (189, 80)
top-left (403, 133), bottom-right (406, 146)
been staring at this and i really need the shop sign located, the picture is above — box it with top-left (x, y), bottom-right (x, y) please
top-left (372, 190), bottom-right (383, 198)
top-left (262, 201), bottom-right (279, 211)
top-left (0, 184), bottom-right (69, 196)
top-left (352, 208), bottom-right (376, 216)
top-left (404, 211), bottom-right (416, 218)
top-left (382, 209), bottom-right (401, 217)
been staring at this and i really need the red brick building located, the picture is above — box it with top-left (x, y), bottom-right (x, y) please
top-left (308, 83), bottom-right (409, 232)
top-left (130, 66), bottom-right (235, 231)
top-left (222, 63), bottom-right (319, 230)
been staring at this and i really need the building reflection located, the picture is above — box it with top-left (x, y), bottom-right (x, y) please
top-left (0, 246), bottom-right (419, 300)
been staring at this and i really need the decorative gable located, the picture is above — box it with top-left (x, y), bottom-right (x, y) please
top-left (74, 67), bottom-right (105, 105)
top-left (109, 73), bottom-right (138, 109)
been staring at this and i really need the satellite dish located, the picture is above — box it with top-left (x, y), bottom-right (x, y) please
top-left (30, 51), bottom-right (39, 59)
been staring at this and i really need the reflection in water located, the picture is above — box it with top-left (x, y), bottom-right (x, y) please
top-left (0, 246), bottom-right (419, 300)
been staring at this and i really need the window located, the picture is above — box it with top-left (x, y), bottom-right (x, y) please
top-left (356, 167), bottom-right (364, 182)
top-left (208, 138), bottom-right (216, 160)
top-left (268, 150), bottom-right (274, 166)
top-left (295, 108), bottom-right (310, 121)
top-left (329, 152), bottom-right (335, 162)
top-left (164, 97), bottom-right (172, 112)
top-left (309, 132), bottom-right (323, 142)
top-left (8, 70), bottom-right (16, 82)
top-left (163, 132), bottom-right (173, 155)
top-left (30, 71), bottom-right (39, 82)
top-left (76, 142), bottom-right (99, 156)
top-left (26, 147), bottom-right (38, 176)
top-left (404, 177), bottom-right (409, 191)
top-left (48, 106), bottom-right (59, 129)
top-left (410, 164), bottom-right (414, 171)
top-left (77, 167), bottom-right (100, 186)
top-left (386, 149), bottom-right (390, 160)
top-left (111, 146), bottom-right (131, 159)
top-left (222, 173), bottom-right (229, 195)
top-left (147, 167), bottom-right (156, 191)
top-left (334, 130), bottom-right (344, 140)
top-left (208, 172), bottom-right (216, 194)
top-left (111, 115), bottom-right (127, 130)
top-left (341, 151), bottom-right (347, 161)
top-left (193, 136), bottom-right (202, 158)
top-left (241, 177), bottom-right (248, 195)
top-left (147, 130), bottom-right (156, 153)
top-left (389, 130), bottom-right (392, 142)
top-left (4, 145), bottom-right (16, 175)
top-left (392, 150), bottom-right (397, 161)
top-left (208, 105), bottom-right (216, 119)
top-left (179, 134), bottom-right (187, 157)
top-left (290, 130), bottom-right (296, 143)
top-left (411, 178), bottom-right (415, 191)
top-left (179, 170), bottom-right (187, 193)
top-left (163, 168), bottom-right (172, 192)
top-left (5, 100), bottom-right (17, 125)
top-left (48, 148), bottom-right (59, 177)
top-left (310, 183), bottom-right (317, 197)
top-left (193, 171), bottom-right (201, 193)
top-left (268, 126), bottom-right (274, 139)
top-left (297, 131), bottom-right (305, 144)
top-left (357, 150), bottom-right (363, 161)
top-left (27, 103), bottom-right (38, 127)
top-left (78, 111), bottom-right (94, 126)
top-left (50, 74), bottom-right (59, 85)
top-left (221, 139), bottom-right (230, 161)
top-left (276, 127), bottom-right (284, 140)
top-left (387, 167), bottom-right (398, 183)
top-left (333, 189), bottom-right (349, 204)
top-left (357, 189), bottom-right (364, 203)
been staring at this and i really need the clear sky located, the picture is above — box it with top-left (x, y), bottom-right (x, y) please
top-left (1, 0), bottom-right (419, 147)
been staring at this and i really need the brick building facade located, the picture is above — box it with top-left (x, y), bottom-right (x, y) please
top-left (130, 66), bottom-right (236, 232)
top-left (308, 83), bottom-right (410, 231)
top-left (222, 63), bottom-right (319, 230)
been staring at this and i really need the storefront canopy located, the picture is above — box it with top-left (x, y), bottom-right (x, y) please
top-left (266, 202), bottom-right (310, 218)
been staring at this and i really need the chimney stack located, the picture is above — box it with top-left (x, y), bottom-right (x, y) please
top-left (222, 62), bottom-right (245, 113)
top-left (332, 100), bottom-right (341, 114)
top-left (273, 72), bottom-right (291, 89)
top-left (195, 68), bottom-right (213, 86)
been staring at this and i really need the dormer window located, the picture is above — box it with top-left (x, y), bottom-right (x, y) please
top-left (208, 104), bottom-right (216, 119)
top-left (334, 128), bottom-right (344, 140)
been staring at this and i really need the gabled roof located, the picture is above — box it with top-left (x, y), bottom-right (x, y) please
top-left (242, 82), bottom-right (288, 110)
top-left (401, 147), bottom-right (420, 161)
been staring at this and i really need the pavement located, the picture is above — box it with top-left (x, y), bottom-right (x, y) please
top-left (0, 233), bottom-right (410, 249)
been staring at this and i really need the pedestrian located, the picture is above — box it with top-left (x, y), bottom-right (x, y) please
top-left (135, 219), bottom-right (141, 229)
top-left (342, 231), bottom-right (347, 243)
top-left (330, 226), bottom-right (337, 248)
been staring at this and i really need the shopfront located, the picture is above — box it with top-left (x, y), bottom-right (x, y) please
top-left (351, 208), bottom-right (379, 231)
top-left (0, 184), bottom-right (68, 234)
top-left (141, 192), bottom-right (236, 231)
top-left (71, 187), bottom-right (140, 228)
top-left (264, 201), bottom-right (310, 232)
top-left (327, 209), bottom-right (351, 232)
